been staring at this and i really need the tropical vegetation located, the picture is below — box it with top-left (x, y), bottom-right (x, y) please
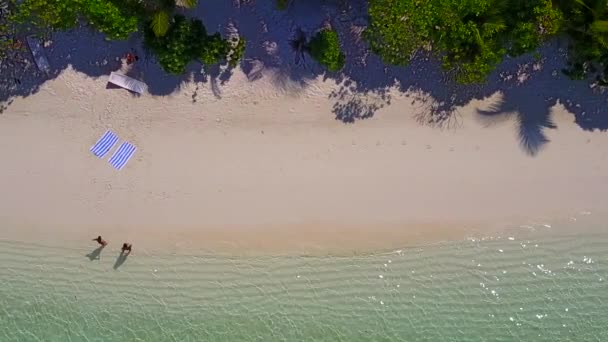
top-left (365, 0), bottom-right (608, 84)
top-left (11, 0), bottom-right (243, 74)
top-left (559, 0), bottom-right (608, 83)
top-left (7, 0), bottom-right (608, 84)
top-left (365, 0), bottom-right (562, 83)
top-left (143, 15), bottom-right (205, 74)
top-left (143, 0), bottom-right (198, 38)
top-left (227, 36), bottom-right (246, 68)
top-left (12, 0), bottom-right (138, 39)
top-left (308, 28), bottom-right (345, 72)
top-left (0, 1), bottom-right (13, 59)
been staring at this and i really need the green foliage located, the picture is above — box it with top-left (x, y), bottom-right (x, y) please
top-left (144, 15), bottom-right (205, 74)
top-left (144, 15), bottom-right (232, 74)
top-left (150, 10), bottom-right (171, 37)
top-left (559, 0), bottom-right (608, 82)
top-left (227, 37), bottom-right (246, 68)
top-left (12, 0), bottom-right (79, 30)
top-left (276, 0), bottom-right (289, 10)
top-left (200, 33), bottom-right (228, 66)
top-left (364, 0), bottom-right (419, 66)
top-left (0, 22), bottom-right (14, 60)
top-left (143, 0), bottom-right (196, 38)
top-left (309, 28), bottom-right (345, 72)
top-left (535, 0), bottom-right (563, 36)
top-left (81, 0), bottom-right (139, 40)
top-left (510, 23), bottom-right (541, 55)
top-left (365, 0), bottom-right (564, 83)
top-left (13, 0), bottom-right (137, 39)
top-left (12, 0), bottom-right (199, 42)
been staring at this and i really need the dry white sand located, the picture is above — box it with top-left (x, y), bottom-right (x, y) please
top-left (1, 66), bottom-right (608, 254)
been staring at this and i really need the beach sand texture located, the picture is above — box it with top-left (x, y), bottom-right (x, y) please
top-left (1, 1), bottom-right (608, 253)
top-left (2, 65), bottom-right (608, 253)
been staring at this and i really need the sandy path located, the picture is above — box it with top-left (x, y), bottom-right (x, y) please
top-left (1, 68), bottom-right (608, 253)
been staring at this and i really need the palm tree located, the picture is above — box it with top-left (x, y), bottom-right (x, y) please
top-left (149, 0), bottom-right (198, 37)
top-left (568, 0), bottom-right (608, 40)
top-left (150, 11), bottom-right (171, 37)
top-left (175, 0), bottom-right (198, 7)
top-left (585, 1), bottom-right (608, 49)
top-left (570, 0), bottom-right (608, 81)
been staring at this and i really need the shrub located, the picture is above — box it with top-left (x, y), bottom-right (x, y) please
top-left (144, 15), bottom-right (233, 74)
top-left (227, 37), bottom-right (246, 68)
top-left (12, 0), bottom-right (80, 30)
top-left (0, 23), bottom-right (14, 60)
top-left (200, 32), bottom-right (228, 66)
top-left (144, 15), bottom-right (206, 74)
top-left (308, 28), bottom-right (345, 71)
top-left (82, 0), bottom-right (139, 40)
top-left (365, 0), bottom-right (563, 83)
top-left (147, 0), bottom-right (198, 38)
top-left (364, 0), bottom-right (422, 66)
top-left (559, 0), bottom-right (608, 82)
top-left (13, 0), bottom-right (138, 39)
top-left (150, 11), bottom-right (171, 38)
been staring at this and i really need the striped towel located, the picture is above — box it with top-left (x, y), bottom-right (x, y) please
top-left (109, 142), bottom-right (137, 170)
top-left (90, 130), bottom-right (119, 158)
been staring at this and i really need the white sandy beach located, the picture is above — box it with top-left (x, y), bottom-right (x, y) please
top-left (1, 62), bottom-right (608, 254)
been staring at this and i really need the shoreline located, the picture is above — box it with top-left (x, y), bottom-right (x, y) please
top-left (2, 68), bottom-right (608, 254)
top-left (2, 212), bottom-right (606, 256)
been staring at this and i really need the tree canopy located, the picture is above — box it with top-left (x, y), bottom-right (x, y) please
top-left (13, 0), bottom-right (139, 39)
top-left (309, 28), bottom-right (345, 72)
top-left (9, 0), bottom-right (608, 83)
top-left (143, 15), bottom-right (239, 74)
top-left (11, 0), bottom-right (243, 74)
top-left (559, 0), bottom-right (608, 83)
top-left (365, 0), bottom-right (562, 83)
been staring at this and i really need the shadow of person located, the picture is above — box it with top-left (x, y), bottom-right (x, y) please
top-left (113, 251), bottom-right (130, 270)
top-left (86, 246), bottom-right (105, 261)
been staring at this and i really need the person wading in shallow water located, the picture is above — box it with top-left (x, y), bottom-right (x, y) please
top-left (93, 236), bottom-right (108, 247)
top-left (121, 243), bottom-right (132, 253)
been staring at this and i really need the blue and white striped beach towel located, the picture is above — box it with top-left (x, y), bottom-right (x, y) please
top-left (90, 130), bottom-right (119, 158)
top-left (108, 142), bottom-right (137, 170)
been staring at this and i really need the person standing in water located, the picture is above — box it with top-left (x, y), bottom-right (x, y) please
top-left (121, 243), bottom-right (132, 253)
top-left (93, 236), bottom-right (108, 247)
top-left (113, 243), bottom-right (133, 269)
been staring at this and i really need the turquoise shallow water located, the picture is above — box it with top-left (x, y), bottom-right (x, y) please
top-left (1, 233), bottom-right (607, 341)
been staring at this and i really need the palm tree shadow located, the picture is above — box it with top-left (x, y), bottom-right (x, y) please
top-left (477, 95), bottom-right (556, 156)
top-left (86, 246), bottom-right (105, 261)
top-left (113, 251), bottom-right (130, 270)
